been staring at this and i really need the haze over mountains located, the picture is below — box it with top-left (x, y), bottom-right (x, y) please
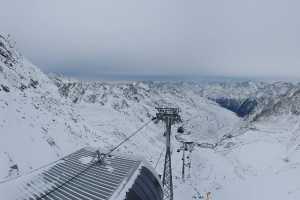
top-left (2, 35), bottom-right (300, 199)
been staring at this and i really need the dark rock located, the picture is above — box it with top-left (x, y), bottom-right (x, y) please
top-left (20, 84), bottom-right (27, 91)
top-left (47, 138), bottom-right (56, 146)
top-left (238, 98), bottom-right (258, 117)
top-left (222, 134), bottom-right (233, 139)
top-left (177, 126), bottom-right (184, 133)
top-left (214, 97), bottom-right (257, 117)
top-left (1, 85), bottom-right (10, 92)
top-left (73, 97), bottom-right (79, 103)
top-left (10, 164), bottom-right (18, 170)
top-left (29, 79), bottom-right (39, 89)
top-left (215, 98), bottom-right (240, 113)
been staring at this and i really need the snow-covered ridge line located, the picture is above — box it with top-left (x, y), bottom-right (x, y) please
top-left (0, 34), bottom-right (240, 188)
top-left (0, 34), bottom-right (99, 181)
top-left (50, 73), bottom-right (300, 120)
top-left (3, 33), bottom-right (300, 199)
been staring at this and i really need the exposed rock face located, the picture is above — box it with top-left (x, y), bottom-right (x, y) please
top-left (214, 97), bottom-right (258, 117)
top-left (197, 81), bottom-right (300, 120)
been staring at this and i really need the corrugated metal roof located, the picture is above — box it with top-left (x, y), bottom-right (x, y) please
top-left (2, 148), bottom-right (141, 200)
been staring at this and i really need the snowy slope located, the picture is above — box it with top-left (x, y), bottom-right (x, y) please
top-left (50, 76), bottom-right (248, 199)
top-left (0, 35), bottom-right (100, 181)
top-left (52, 76), bottom-right (300, 200)
top-left (51, 77), bottom-right (241, 145)
top-left (0, 34), bottom-right (241, 200)
top-left (2, 33), bottom-right (300, 200)
top-left (196, 80), bottom-right (300, 120)
top-left (189, 117), bottom-right (300, 200)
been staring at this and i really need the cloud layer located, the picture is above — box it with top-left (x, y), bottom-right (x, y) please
top-left (2, 0), bottom-right (300, 79)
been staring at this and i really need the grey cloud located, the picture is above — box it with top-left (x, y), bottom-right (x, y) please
top-left (1, 0), bottom-right (300, 79)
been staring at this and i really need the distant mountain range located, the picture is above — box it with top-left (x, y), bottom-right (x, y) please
top-left (2, 34), bottom-right (300, 199)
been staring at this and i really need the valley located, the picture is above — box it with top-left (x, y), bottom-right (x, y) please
top-left (1, 34), bottom-right (300, 199)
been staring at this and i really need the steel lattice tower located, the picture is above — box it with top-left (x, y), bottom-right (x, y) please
top-left (155, 107), bottom-right (181, 200)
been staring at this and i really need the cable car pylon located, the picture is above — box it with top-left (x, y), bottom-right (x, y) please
top-left (155, 107), bottom-right (182, 200)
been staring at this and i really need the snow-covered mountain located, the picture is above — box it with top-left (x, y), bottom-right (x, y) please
top-left (2, 34), bottom-right (300, 199)
top-left (50, 76), bottom-right (242, 144)
top-left (51, 75), bottom-right (300, 199)
top-left (196, 81), bottom-right (300, 120)
top-left (0, 35), bottom-right (241, 199)
top-left (0, 35), bottom-right (100, 180)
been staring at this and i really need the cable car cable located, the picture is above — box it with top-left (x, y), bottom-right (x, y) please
top-left (1, 118), bottom-right (154, 188)
top-left (154, 147), bottom-right (165, 169)
top-left (37, 118), bottom-right (155, 199)
top-left (107, 118), bottom-right (155, 155)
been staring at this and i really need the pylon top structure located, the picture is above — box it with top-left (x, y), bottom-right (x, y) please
top-left (155, 107), bottom-right (181, 123)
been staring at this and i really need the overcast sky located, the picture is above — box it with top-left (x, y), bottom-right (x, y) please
top-left (1, 0), bottom-right (300, 79)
